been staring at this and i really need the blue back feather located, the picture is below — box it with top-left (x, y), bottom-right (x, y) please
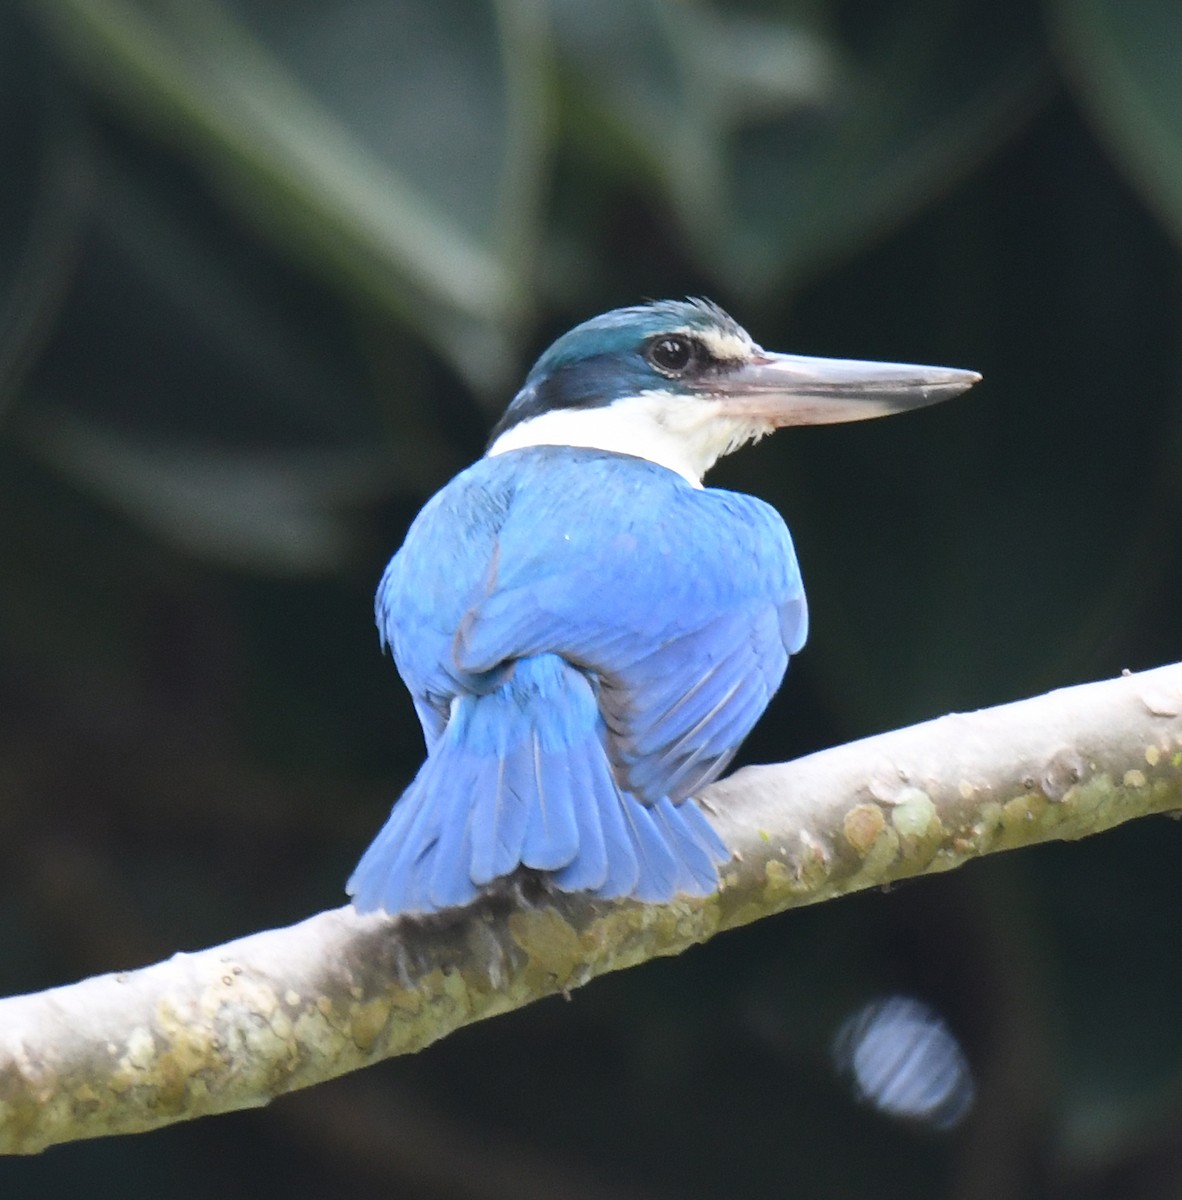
top-left (348, 445), bottom-right (804, 915)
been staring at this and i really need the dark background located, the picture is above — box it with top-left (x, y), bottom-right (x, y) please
top-left (3, 1), bottom-right (1182, 1196)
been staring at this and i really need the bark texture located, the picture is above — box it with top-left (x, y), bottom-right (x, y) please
top-left (3, 663), bottom-right (1181, 1153)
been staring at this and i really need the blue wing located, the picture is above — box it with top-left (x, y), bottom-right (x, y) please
top-left (351, 445), bottom-right (806, 914)
top-left (384, 446), bottom-right (806, 799)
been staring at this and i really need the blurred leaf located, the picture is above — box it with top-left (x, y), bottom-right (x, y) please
top-left (1049, 0), bottom-right (1182, 251)
top-left (30, 0), bottom-right (552, 391)
top-left (549, 1), bottom-right (837, 210)
top-left (21, 407), bottom-right (450, 573)
top-left (720, 0), bottom-right (1048, 292)
top-left (66, 143), bottom-right (384, 444)
top-left (550, 0), bottom-right (1047, 294)
top-left (7, 122), bottom-right (465, 570)
top-left (0, 10), bottom-right (90, 420)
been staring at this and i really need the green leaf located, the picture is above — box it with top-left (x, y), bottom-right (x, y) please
top-left (1049, 0), bottom-right (1182, 248)
top-left (550, 0), bottom-right (1047, 295)
top-left (30, 0), bottom-right (552, 391)
top-left (718, 0), bottom-right (1048, 292)
top-left (0, 12), bottom-right (90, 422)
top-left (21, 407), bottom-right (453, 574)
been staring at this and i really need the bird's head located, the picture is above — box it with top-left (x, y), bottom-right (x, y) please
top-left (487, 298), bottom-right (980, 485)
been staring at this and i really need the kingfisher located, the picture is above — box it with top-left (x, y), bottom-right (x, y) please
top-left (348, 299), bottom-right (978, 916)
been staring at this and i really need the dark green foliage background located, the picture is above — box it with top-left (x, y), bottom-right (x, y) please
top-left (3, 1), bottom-right (1182, 1196)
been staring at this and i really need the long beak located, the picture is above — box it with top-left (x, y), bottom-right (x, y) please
top-left (708, 350), bottom-right (980, 426)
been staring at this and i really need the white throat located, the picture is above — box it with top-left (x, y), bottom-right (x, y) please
top-left (486, 393), bottom-right (771, 486)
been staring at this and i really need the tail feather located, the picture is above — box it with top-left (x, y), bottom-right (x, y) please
top-left (427, 760), bottom-right (481, 910)
top-left (550, 752), bottom-right (610, 891)
top-left (363, 750), bottom-right (492, 914)
top-left (347, 653), bottom-right (732, 916)
top-left (652, 797), bottom-right (728, 893)
top-left (521, 730), bottom-right (582, 870)
top-left (347, 757), bottom-right (442, 914)
top-left (676, 794), bottom-right (730, 864)
top-left (469, 756), bottom-right (529, 885)
top-left (576, 752), bottom-right (642, 897)
top-left (616, 794), bottom-right (681, 902)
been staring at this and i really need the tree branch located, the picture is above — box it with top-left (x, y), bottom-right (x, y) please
top-left (3, 663), bottom-right (1181, 1154)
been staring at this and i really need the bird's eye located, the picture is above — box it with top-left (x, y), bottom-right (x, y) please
top-left (647, 335), bottom-right (698, 375)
